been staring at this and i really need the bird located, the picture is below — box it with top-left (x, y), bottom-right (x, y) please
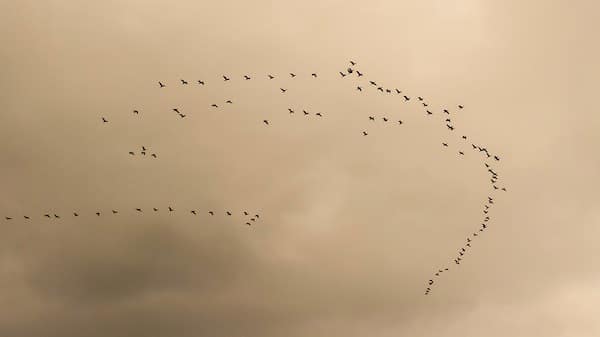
top-left (446, 124), bottom-right (454, 130)
top-left (311, 73), bottom-right (317, 77)
top-left (377, 87), bottom-right (384, 92)
top-left (347, 68), bottom-right (354, 74)
top-left (350, 60), bottom-right (356, 66)
top-left (223, 75), bottom-right (230, 81)
top-left (369, 116), bottom-right (375, 121)
top-left (95, 212), bottom-right (100, 216)
top-left (426, 110), bottom-right (433, 115)
top-left (268, 74), bottom-right (274, 79)
top-left (250, 218), bottom-right (256, 222)
top-left (280, 88), bottom-right (287, 93)
top-left (502, 187), bottom-right (507, 191)
top-left (136, 208), bottom-right (142, 212)
top-left (178, 114), bottom-right (186, 118)
top-left (403, 95), bottom-right (410, 101)
top-left (112, 210), bottom-right (118, 214)
top-left (422, 103), bottom-right (428, 107)
top-left (246, 222), bottom-right (252, 226)
top-left (226, 211), bottom-right (232, 216)
top-left (159, 81), bottom-right (165, 88)
top-left (151, 153), bottom-right (157, 158)
top-left (191, 210), bottom-right (197, 215)
top-left (263, 120), bottom-right (269, 125)
top-left (198, 80), bottom-right (205, 85)
top-left (442, 143), bottom-right (448, 147)
top-left (458, 105), bottom-right (464, 109)
top-left (141, 151), bottom-right (146, 155)
top-left (44, 214), bottom-right (51, 218)
top-left (382, 117), bottom-right (388, 122)
top-left (398, 120), bottom-right (403, 125)
top-left (24, 216), bottom-right (30, 219)
top-left (303, 110), bottom-right (309, 115)
top-left (129, 151), bottom-right (135, 155)
top-left (226, 100), bottom-right (232, 104)
top-left (168, 206), bottom-right (174, 212)
top-left (72, 213), bottom-right (78, 217)
top-left (362, 131), bottom-right (368, 136)
top-left (443, 109), bottom-right (449, 114)
top-left (290, 73), bottom-right (296, 77)
top-left (153, 208), bottom-right (158, 211)
top-left (180, 79), bottom-right (188, 85)
top-left (357, 71), bottom-right (363, 77)
top-left (211, 104), bottom-right (218, 108)
top-left (462, 136), bottom-right (467, 140)
top-left (428, 280), bottom-right (434, 285)
top-left (472, 144), bottom-right (477, 149)
top-left (459, 151), bottom-right (464, 155)
top-left (243, 75), bottom-right (251, 80)
top-left (418, 97), bottom-right (423, 101)
top-left (208, 211), bottom-right (214, 215)
top-left (369, 81), bottom-right (377, 86)
top-left (494, 155), bottom-right (500, 161)
top-left (173, 108), bottom-right (180, 113)
top-left (102, 117), bottom-right (108, 123)
top-left (316, 113), bottom-right (322, 117)
top-left (357, 86), bottom-right (362, 91)
top-left (395, 88), bottom-right (401, 94)
top-left (243, 211), bottom-right (249, 216)
top-left (133, 110), bottom-right (139, 114)
top-left (386, 89), bottom-right (391, 93)
top-left (53, 214), bottom-right (60, 219)
top-left (339, 71), bottom-right (346, 77)
top-left (255, 214), bottom-right (260, 218)
top-left (5, 217), bottom-right (12, 220)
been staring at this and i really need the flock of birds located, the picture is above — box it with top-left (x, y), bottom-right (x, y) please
top-left (7, 60), bottom-right (508, 295)
top-left (3, 207), bottom-right (262, 227)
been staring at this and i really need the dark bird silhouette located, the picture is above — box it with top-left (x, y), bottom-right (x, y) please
top-left (472, 144), bottom-right (477, 149)
top-left (173, 108), bottom-right (180, 113)
top-left (350, 60), bottom-right (356, 66)
top-left (153, 208), bottom-right (158, 211)
top-left (418, 97), bottom-right (424, 101)
top-left (178, 114), bottom-right (186, 118)
top-left (422, 103), bottom-right (428, 107)
top-left (263, 120), bottom-right (269, 125)
top-left (133, 110), bottom-right (139, 114)
top-left (129, 151), bottom-right (135, 155)
top-left (386, 89), bottom-right (391, 93)
top-left (403, 95), bottom-right (410, 101)
top-left (395, 88), bottom-right (401, 94)
top-left (369, 116), bottom-right (375, 121)
top-left (24, 216), bottom-right (29, 219)
top-left (246, 222), bottom-right (251, 226)
top-left (377, 87), bottom-right (384, 92)
top-left (369, 81), bottom-right (377, 86)
top-left (316, 112), bottom-right (322, 117)
top-left (357, 71), bottom-right (363, 77)
top-left (226, 211), bottom-right (232, 216)
top-left (223, 75), bottom-right (230, 81)
top-left (339, 72), bottom-right (346, 77)
top-left (112, 210), bottom-right (118, 214)
top-left (362, 131), bottom-right (368, 136)
top-left (462, 136), bottom-right (467, 140)
top-left (347, 67), bottom-right (353, 73)
top-left (255, 214), bottom-right (260, 219)
top-left (494, 155), bottom-right (500, 161)
top-left (442, 143), bottom-right (448, 147)
top-left (5, 217), bottom-right (12, 220)
top-left (102, 117), bottom-right (108, 123)
top-left (135, 208), bottom-right (142, 212)
top-left (54, 214), bottom-right (60, 218)
top-left (311, 73), bottom-right (317, 77)
top-left (382, 117), bottom-right (388, 122)
top-left (96, 212), bottom-right (100, 216)
top-left (181, 79), bottom-right (188, 85)
top-left (428, 280), bottom-right (434, 285)
top-left (268, 74), bottom-right (275, 79)
top-left (243, 75), bottom-right (251, 80)
top-left (290, 73), bottom-right (296, 77)
top-left (208, 211), bottom-right (214, 215)
top-left (226, 100), bottom-right (232, 104)
top-left (151, 153), bottom-right (157, 158)
top-left (168, 206), bottom-right (174, 212)
top-left (446, 124), bottom-right (454, 130)
top-left (244, 211), bottom-right (249, 216)
top-left (357, 86), bottom-right (362, 91)
top-left (398, 120), bottom-right (403, 125)
top-left (72, 213), bottom-right (78, 217)
top-left (303, 110), bottom-right (309, 115)
top-left (198, 80), bottom-right (205, 85)
top-left (141, 151), bottom-right (146, 155)
top-left (44, 214), bottom-right (51, 218)
top-left (159, 81), bottom-right (165, 88)
top-left (211, 104), bottom-right (218, 108)
top-left (502, 187), bottom-right (507, 191)
top-left (250, 218), bottom-right (256, 222)
top-left (459, 151), bottom-right (464, 155)
top-left (280, 88), bottom-right (287, 93)
top-left (426, 110), bottom-right (433, 115)
top-left (458, 105), bottom-right (464, 109)
top-left (191, 210), bottom-right (197, 215)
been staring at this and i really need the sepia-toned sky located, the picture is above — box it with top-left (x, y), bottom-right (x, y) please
top-left (1, 1), bottom-right (599, 336)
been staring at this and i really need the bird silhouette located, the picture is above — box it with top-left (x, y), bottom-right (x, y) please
top-left (382, 117), bottom-right (388, 122)
top-left (395, 88), bottom-right (401, 94)
top-left (303, 110), bottom-right (309, 115)
top-left (288, 108), bottom-right (295, 114)
top-left (357, 86), bottom-right (362, 91)
top-left (173, 108), bottom-right (180, 113)
top-left (178, 114), bottom-right (186, 118)
top-left (255, 214), bottom-right (260, 219)
top-left (263, 120), bottom-right (269, 125)
top-left (369, 81), bottom-right (377, 86)
top-left (502, 187), bottom-right (507, 191)
top-left (168, 206), bottom-right (174, 212)
top-left (369, 116), bottom-right (375, 121)
top-left (226, 211), bottom-right (232, 216)
top-left (72, 212), bottom-right (78, 217)
top-left (133, 110), bottom-right (139, 114)
top-left (386, 89), bottom-right (391, 93)
top-left (153, 208), bottom-right (158, 211)
top-left (191, 210), bottom-right (197, 215)
top-left (442, 143), bottom-right (448, 147)
top-left (426, 110), bottom-right (433, 115)
top-left (208, 211), bottom-right (214, 215)
top-left (290, 73), bottom-right (296, 77)
top-left (398, 120), bottom-right (403, 125)
top-left (316, 113), bottom-right (323, 117)
top-left (377, 87), bottom-right (384, 92)
top-left (494, 155), bottom-right (500, 161)
top-left (112, 210), bottom-right (118, 214)
top-left (223, 75), bottom-right (230, 81)
top-left (357, 71), bottom-right (363, 77)
top-left (458, 105), bottom-right (464, 109)
top-left (418, 97), bottom-right (423, 101)
top-left (24, 216), bottom-right (30, 219)
top-left (102, 117), bottom-right (108, 123)
top-left (350, 60), bottom-right (356, 66)
top-left (198, 80), bottom-right (205, 85)
top-left (5, 217), bottom-right (12, 220)
top-left (462, 136), bottom-right (467, 140)
top-left (151, 153), bottom-right (157, 158)
top-left (159, 81), bottom-right (165, 88)
top-left (246, 222), bottom-right (251, 226)
top-left (141, 151), bottom-right (146, 155)
top-left (428, 280), bottom-right (434, 285)
top-left (244, 211), bottom-right (249, 216)
top-left (54, 214), bottom-right (60, 218)
top-left (211, 104), bottom-right (218, 108)
top-left (311, 73), bottom-right (317, 77)
top-left (129, 151), bottom-right (135, 155)
top-left (443, 109), bottom-right (449, 114)
top-left (403, 95), bottom-right (410, 101)
top-left (446, 124), bottom-right (454, 130)
top-left (226, 100), bottom-right (232, 104)
top-left (362, 131), bottom-right (368, 136)
top-left (180, 79), bottom-right (188, 85)
top-left (243, 75), bottom-right (251, 80)
top-left (280, 88), bottom-right (287, 93)
top-left (136, 208), bottom-right (142, 212)
top-left (268, 74), bottom-right (274, 79)
top-left (250, 218), bottom-right (256, 222)
top-left (96, 212), bottom-right (100, 216)
top-left (422, 103), bottom-right (428, 107)
top-left (459, 151), bottom-right (464, 155)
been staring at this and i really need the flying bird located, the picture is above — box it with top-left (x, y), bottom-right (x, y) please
top-left (268, 74), bottom-right (275, 79)
top-left (208, 211), bottom-right (214, 215)
top-left (426, 110), bottom-right (432, 115)
top-left (369, 81), bottom-right (377, 86)
top-left (243, 75), bottom-right (251, 80)
top-left (443, 109), bottom-right (450, 114)
top-left (290, 73), bottom-right (296, 77)
top-left (136, 208), bottom-right (142, 212)
top-left (226, 211), bottom-right (232, 216)
top-left (442, 143), bottom-right (448, 147)
top-left (153, 208), bottom-right (158, 211)
top-left (226, 100), bottom-right (232, 104)
top-left (462, 135), bottom-right (467, 140)
top-left (458, 105), bottom-right (464, 109)
top-left (151, 153), bottom-right (157, 158)
top-left (280, 88), bottom-right (287, 93)
top-left (362, 131), bottom-right (368, 136)
top-left (403, 95), bottom-right (410, 101)
top-left (446, 124), bottom-right (454, 130)
top-left (357, 86), bottom-right (362, 91)
top-left (96, 212), bottom-right (100, 216)
top-left (24, 216), bottom-right (30, 219)
top-left (357, 71), bottom-right (363, 77)
top-left (211, 104), bottom-right (218, 108)
top-left (311, 73), bottom-right (317, 77)
top-left (129, 151), bottom-right (134, 155)
top-left (350, 60), bottom-right (356, 66)
top-left (339, 72), bottom-right (346, 77)
top-left (369, 116), bottom-right (375, 121)
top-left (263, 120), bottom-right (269, 125)
top-left (316, 112), bottom-right (322, 117)
top-left (191, 210), bottom-right (197, 215)
top-left (102, 117), bottom-right (108, 123)
top-left (168, 206), bottom-right (174, 212)
top-left (198, 80), bottom-right (204, 85)
top-left (133, 110), bottom-right (139, 114)
top-left (246, 222), bottom-right (251, 226)
top-left (398, 120), bottom-right (403, 125)
top-left (382, 117), bottom-right (388, 122)
top-left (223, 75), bottom-right (230, 81)
top-left (180, 79), bottom-right (188, 85)
top-left (112, 210), bottom-right (118, 214)
top-left (159, 81), bottom-right (165, 88)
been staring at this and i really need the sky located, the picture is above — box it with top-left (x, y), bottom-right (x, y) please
top-left (1, 1), bottom-right (599, 336)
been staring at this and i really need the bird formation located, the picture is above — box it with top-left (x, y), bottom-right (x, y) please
top-left (129, 145), bottom-right (158, 158)
top-left (3, 207), bottom-right (261, 227)
top-left (96, 60), bottom-right (509, 296)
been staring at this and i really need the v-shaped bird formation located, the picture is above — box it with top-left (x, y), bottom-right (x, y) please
top-left (8, 60), bottom-right (509, 296)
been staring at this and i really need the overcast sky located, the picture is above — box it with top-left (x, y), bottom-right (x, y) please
top-left (1, 1), bottom-right (599, 336)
